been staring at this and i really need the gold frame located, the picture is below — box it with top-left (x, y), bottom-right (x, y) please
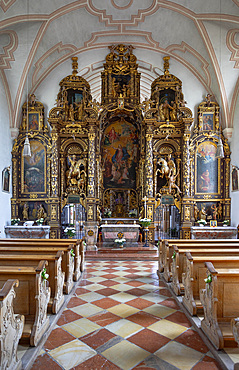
top-left (195, 141), bottom-right (220, 196)
top-left (210, 220), bottom-right (217, 227)
top-left (231, 167), bottom-right (239, 192)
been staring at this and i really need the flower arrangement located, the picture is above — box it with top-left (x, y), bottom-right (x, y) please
top-left (115, 238), bottom-right (126, 247)
top-left (41, 268), bottom-right (49, 281)
top-left (104, 208), bottom-right (112, 218)
top-left (36, 217), bottom-right (44, 225)
top-left (139, 218), bottom-right (151, 228)
top-left (204, 274), bottom-right (212, 284)
top-left (223, 220), bottom-right (230, 226)
top-left (129, 209), bottom-right (137, 218)
top-left (197, 219), bottom-right (207, 226)
top-left (64, 225), bottom-right (76, 238)
top-left (11, 218), bottom-right (20, 225)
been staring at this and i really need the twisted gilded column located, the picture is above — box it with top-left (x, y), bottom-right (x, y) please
top-left (144, 127), bottom-right (155, 242)
top-left (145, 130), bottom-right (154, 199)
top-left (181, 119), bottom-right (194, 238)
top-left (85, 127), bottom-right (98, 250)
top-left (87, 130), bottom-right (95, 199)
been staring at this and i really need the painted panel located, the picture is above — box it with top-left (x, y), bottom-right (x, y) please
top-left (102, 120), bottom-right (139, 189)
top-left (22, 140), bottom-right (46, 193)
top-left (196, 141), bottom-right (219, 194)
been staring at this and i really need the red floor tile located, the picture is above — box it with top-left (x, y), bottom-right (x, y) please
top-left (75, 287), bottom-right (90, 295)
top-left (128, 328), bottom-right (170, 353)
top-left (160, 298), bottom-right (180, 310)
top-left (67, 296), bottom-right (87, 308)
top-left (192, 355), bottom-right (221, 370)
top-left (44, 327), bottom-right (75, 351)
top-left (124, 274), bottom-right (140, 279)
top-left (100, 273), bottom-right (119, 279)
top-left (126, 288), bottom-right (149, 297)
top-left (92, 297), bottom-right (120, 309)
top-left (127, 311), bottom-right (159, 327)
top-left (125, 280), bottom-right (145, 287)
top-left (88, 311), bottom-right (120, 326)
top-left (80, 328), bottom-right (116, 349)
top-left (158, 288), bottom-right (172, 297)
top-left (165, 311), bottom-right (192, 328)
top-left (95, 287), bottom-right (119, 296)
top-left (175, 329), bottom-right (210, 353)
top-left (31, 353), bottom-right (62, 370)
top-left (100, 279), bottom-right (119, 287)
top-left (127, 297), bottom-right (154, 309)
top-left (72, 354), bottom-right (121, 369)
top-left (57, 309), bottom-right (82, 326)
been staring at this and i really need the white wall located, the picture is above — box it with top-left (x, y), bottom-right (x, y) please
top-left (0, 79), bottom-right (13, 237)
top-left (230, 96), bottom-right (239, 227)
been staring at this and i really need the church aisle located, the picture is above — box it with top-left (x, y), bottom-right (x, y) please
top-left (31, 261), bottom-right (221, 370)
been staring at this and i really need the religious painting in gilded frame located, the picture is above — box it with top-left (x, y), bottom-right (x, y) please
top-left (102, 120), bottom-right (139, 189)
top-left (21, 140), bottom-right (46, 193)
top-left (202, 112), bottom-right (214, 131)
top-left (231, 167), bottom-right (239, 192)
top-left (196, 141), bottom-right (219, 195)
top-left (2, 166), bottom-right (10, 193)
top-left (28, 112), bottom-right (39, 131)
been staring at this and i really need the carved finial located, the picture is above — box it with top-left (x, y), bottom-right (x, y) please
top-left (163, 56), bottom-right (170, 75)
top-left (72, 57), bottom-right (78, 75)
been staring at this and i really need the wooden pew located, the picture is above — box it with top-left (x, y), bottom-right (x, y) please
top-left (0, 252), bottom-right (65, 314)
top-left (182, 252), bottom-right (239, 316)
top-left (0, 279), bottom-right (24, 370)
top-left (0, 243), bottom-right (76, 294)
top-left (171, 245), bottom-right (239, 296)
top-left (200, 262), bottom-right (239, 349)
top-left (161, 240), bottom-right (239, 283)
top-left (0, 238), bottom-right (84, 279)
top-left (0, 260), bottom-right (50, 346)
top-left (158, 238), bottom-right (239, 273)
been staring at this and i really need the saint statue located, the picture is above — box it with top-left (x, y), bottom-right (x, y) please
top-left (23, 203), bottom-right (29, 220)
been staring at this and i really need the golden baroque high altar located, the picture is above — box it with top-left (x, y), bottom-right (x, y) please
top-left (11, 45), bottom-right (231, 241)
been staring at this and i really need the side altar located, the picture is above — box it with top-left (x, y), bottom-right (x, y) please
top-left (5, 225), bottom-right (50, 239)
top-left (191, 226), bottom-right (237, 239)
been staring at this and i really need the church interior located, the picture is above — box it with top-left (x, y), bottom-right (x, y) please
top-left (0, 1), bottom-right (239, 369)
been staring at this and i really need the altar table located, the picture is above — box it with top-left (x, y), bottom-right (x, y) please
top-left (101, 223), bottom-right (140, 246)
top-left (191, 226), bottom-right (237, 239)
top-left (4, 225), bottom-right (50, 239)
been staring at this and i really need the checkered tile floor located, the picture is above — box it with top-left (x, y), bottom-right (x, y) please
top-left (31, 261), bottom-right (221, 369)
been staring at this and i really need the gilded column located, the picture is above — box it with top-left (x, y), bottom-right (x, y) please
top-left (51, 130), bottom-right (59, 198)
top-left (181, 118), bottom-right (194, 238)
top-left (144, 127), bottom-right (155, 242)
top-left (145, 130), bottom-right (154, 199)
top-left (49, 125), bottom-right (61, 238)
top-left (88, 130), bottom-right (95, 199)
top-left (85, 127), bottom-right (98, 250)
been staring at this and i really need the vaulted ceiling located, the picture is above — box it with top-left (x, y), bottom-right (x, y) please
top-left (0, 0), bottom-right (238, 136)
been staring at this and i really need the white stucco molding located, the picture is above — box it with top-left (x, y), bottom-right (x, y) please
top-left (223, 128), bottom-right (233, 143)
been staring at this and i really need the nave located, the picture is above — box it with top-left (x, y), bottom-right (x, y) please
top-left (22, 260), bottom-right (228, 370)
